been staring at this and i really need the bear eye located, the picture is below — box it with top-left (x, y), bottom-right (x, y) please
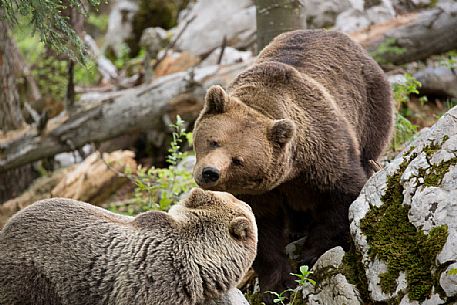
top-left (209, 140), bottom-right (220, 148)
top-left (232, 157), bottom-right (243, 166)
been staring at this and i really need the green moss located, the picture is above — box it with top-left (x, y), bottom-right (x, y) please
top-left (423, 142), bottom-right (441, 158)
top-left (418, 138), bottom-right (456, 187)
top-left (244, 292), bottom-right (264, 305)
top-left (342, 243), bottom-right (373, 304)
top-left (360, 154), bottom-right (449, 302)
top-left (422, 157), bottom-right (457, 187)
top-left (402, 145), bottom-right (416, 157)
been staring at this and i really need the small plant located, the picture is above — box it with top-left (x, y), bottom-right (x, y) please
top-left (392, 73), bottom-right (422, 107)
top-left (438, 50), bottom-right (457, 70)
top-left (266, 290), bottom-right (289, 305)
top-left (266, 265), bottom-right (316, 305)
top-left (391, 74), bottom-right (422, 151)
top-left (370, 37), bottom-right (406, 65)
top-left (392, 113), bottom-right (418, 151)
top-left (291, 265), bottom-right (316, 287)
top-left (113, 116), bottom-right (196, 215)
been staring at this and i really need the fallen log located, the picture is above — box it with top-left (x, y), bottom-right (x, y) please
top-left (414, 66), bottom-right (457, 98)
top-left (0, 150), bottom-right (136, 228)
top-left (0, 62), bottom-right (251, 173)
top-left (351, 3), bottom-right (457, 65)
top-left (51, 150), bottom-right (137, 205)
top-left (0, 166), bottom-right (72, 228)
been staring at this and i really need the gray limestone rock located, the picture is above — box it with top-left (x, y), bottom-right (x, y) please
top-left (301, 247), bottom-right (362, 305)
top-left (202, 288), bottom-right (250, 305)
top-left (349, 106), bottom-right (457, 304)
top-left (301, 107), bottom-right (457, 305)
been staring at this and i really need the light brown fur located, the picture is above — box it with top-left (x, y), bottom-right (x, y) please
top-left (192, 30), bottom-right (393, 296)
top-left (0, 188), bottom-right (257, 305)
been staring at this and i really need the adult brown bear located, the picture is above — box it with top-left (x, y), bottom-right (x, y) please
top-left (192, 29), bottom-right (394, 294)
top-left (0, 189), bottom-right (257, 305)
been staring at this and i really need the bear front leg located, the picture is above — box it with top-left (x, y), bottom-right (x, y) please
top-left (298, 191), bottom-right (355, 266)
top-left (239, 192), bottom-right (294, 302)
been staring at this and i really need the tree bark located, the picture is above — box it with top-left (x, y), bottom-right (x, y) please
top-left (0, 18), bottom-right (24, 132)
top-left (0, 62), bottom-right (251, 173)
top-left (256, 0), bottom-right (305, 53)
top-left (351, 6), bottom-right (457, 65)
top-left (0, 15), bottom-right (36, 203)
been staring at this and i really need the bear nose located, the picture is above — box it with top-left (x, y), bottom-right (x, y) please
top-left (202, 167), bottom-right (220, 183)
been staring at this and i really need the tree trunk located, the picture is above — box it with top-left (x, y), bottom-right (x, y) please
top-left (256, 0), bottom-right (305, 53)
top-left (0, 18), bottom-right (24, 132)
top-left (0, 15), bottom-right (36, 203)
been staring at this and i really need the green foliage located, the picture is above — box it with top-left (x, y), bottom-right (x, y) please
top-left (112, 116), bottom-right (196, 215)
top-left (13, 22), bottom-right (100, 98)
top-left (1, 0), bottom-right (101, 61)
top-left (33, 57), bottom-right (68, 101)
top-left (12, 21), bottom-right (44, 63)
top-left (444, 98), bottom-right (457, 111)
top-left (438, 50), bottom-right (457, 69)
top-left (393, 73), bottom-right (422, 106)
top-left (87, 12), bottom-right (108, 33)
top-left (74, 59), bottom-right (99, 86)
top-left (266, 290), bottom-right (289, 305)
top-left (370, 37), bottom-right (406, 65)
top-left (291, 265), bottom-right (316, 287)
top-left (360, 152), bottom-right (449, 302)
top-left (393, 113), bottom-right (418, 151)
top-left (112, 43), bottom-right (132, 69)
top-left (448, 268), bottom-right (457, 276)
top-left (391, 74), bottom-right (423, 150)
top-left (265, 265), bottom-right (316, 305)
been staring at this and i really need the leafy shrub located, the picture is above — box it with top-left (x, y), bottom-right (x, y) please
top-left (87, 12), bottom-right (109, 33)
top-left (391, 74), bottom-right (422, 151)
top-left (370, 37), bottom-right (406, 65)
top-left (110, 116), bottom-right (196, 215)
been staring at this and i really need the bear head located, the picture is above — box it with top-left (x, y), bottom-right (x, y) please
top-left (192, 84), bottom-right (296, 195)
top-left (170, 188), bottom-right (257, 243)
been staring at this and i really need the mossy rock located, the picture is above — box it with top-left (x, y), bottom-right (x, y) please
top-left (348, 107), bottom-right (457, 304)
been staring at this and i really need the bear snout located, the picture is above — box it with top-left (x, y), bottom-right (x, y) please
top-left (202, 167), bottom-right (220, 183)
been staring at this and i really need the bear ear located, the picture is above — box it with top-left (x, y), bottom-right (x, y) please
top-left (203, 85), bottom-right (229, 114)
top-left (185, 188), bottom-right (208, 208)
top-left (184, 187), bottom-right (218, 208)
top-left (229, 217), bottom-right (251, 241)
top-left (269, 119), bottom-right (296, 146)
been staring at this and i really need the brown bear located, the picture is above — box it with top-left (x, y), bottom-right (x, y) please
top-left (0, 188), bottom-right (257, 305)
top-left (192, 29), bottom-right (393, 295)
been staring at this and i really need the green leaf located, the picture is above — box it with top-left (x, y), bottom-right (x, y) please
top-left (300, 265), bottom-right (309, 274)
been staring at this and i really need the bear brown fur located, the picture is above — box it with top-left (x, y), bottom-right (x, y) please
top-left (0, 188), bottom-right (257, 305)
top-left (192, 30), bottom-right (393, 294)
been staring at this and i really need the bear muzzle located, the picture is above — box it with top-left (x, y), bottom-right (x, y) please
top-left (202, 167), bottom-right (220, 183)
